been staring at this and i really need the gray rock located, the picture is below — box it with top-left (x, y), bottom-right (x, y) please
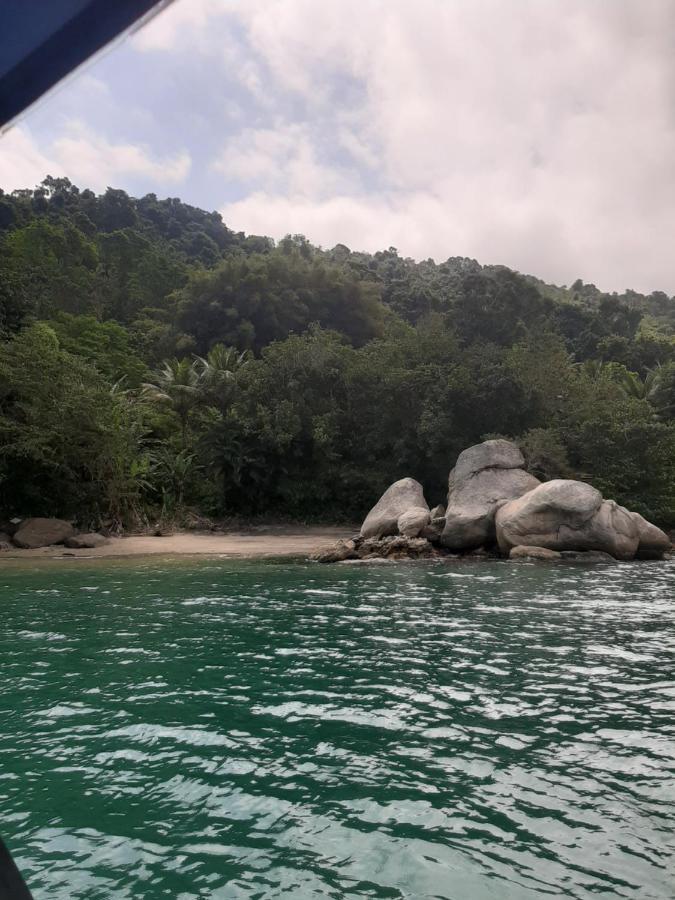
top-left (360, 478), bottom-right (428, 539)
top-left (441, 440), bottom-right (540, 551)
top-left (313, 539), bottom-right (357, 563)
top-left (589, 500), bottom-right (640, 561)
top-left (454, 438), bottom-right (526, 481)
top-left (509, 545), bottom-right (562, 561)
top-left (631, 513), bottom-right (671, 559)
top-left (13, 518), bottom-right (76, 549)
top-left (397, 506), bottom-right (431, 537)
top-left (429, 504), bottom-right (446, 519)
top-left (496, 480), bottom-right (640, 560)
top-left (360, 535), bottom-right (435, 559)
top-left (0, 541), bottom-right (12, 551)
top-left (421, 516), bottom-right (445, 542)
top-left (64, 533), bottom-right (108, 549)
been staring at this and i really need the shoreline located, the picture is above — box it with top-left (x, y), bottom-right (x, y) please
top-left (0, 527), bottom-right (353, 561)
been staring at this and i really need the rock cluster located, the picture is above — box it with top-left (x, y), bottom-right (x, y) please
top-left (316, 439), bottom-right (672, 563)
top-left (313, 535), bottom-right (445, 564)
top-left (0, 517), bottom-right (108, 551)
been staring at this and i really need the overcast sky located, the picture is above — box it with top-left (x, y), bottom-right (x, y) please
top-left (1, 0), bottom-right (674, 294)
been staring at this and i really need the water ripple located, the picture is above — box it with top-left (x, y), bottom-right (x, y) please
top-left (0, 558), bottom-right (673, 898)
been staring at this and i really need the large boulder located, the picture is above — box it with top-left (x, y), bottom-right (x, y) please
top-left (495, 480), bottom-right (640, 560)
top-left (12, 518), bottom-right (76, 549)
top-left (360, 478), bottom-right (428, 539)
top-left (441, 440), bottom-right (540, 551)
top-left (631, 513), bottom-right (671, 559)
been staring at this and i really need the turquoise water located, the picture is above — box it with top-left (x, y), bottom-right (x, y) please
top-left (1, 557), bottom-right (674, 899)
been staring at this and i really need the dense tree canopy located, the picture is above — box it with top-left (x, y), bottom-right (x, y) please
top-left (1, 178), bottom-right (674, 528)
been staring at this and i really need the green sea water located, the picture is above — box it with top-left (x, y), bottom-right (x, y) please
top-left (0, 557), bottom-right (674, 899)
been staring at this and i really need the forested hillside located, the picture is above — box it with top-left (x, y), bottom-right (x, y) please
top-left (2, 177), bottom-right (675, 528)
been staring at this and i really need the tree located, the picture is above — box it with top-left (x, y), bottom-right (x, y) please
top-left (142, 358), bottom-right (201, 448)
top-left (194, 344), bottom-right (251, 411)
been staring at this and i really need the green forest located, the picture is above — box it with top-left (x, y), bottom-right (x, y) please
top-left (1, 177), bottom-right (675, 530)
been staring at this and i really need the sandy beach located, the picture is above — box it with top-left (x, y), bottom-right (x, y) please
top-left (0, 527), bottom-right (351, 561)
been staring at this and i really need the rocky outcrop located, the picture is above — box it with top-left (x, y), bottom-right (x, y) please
top-left (441, 440), bottom-right (540, 551)
top-left (495, 480), bottom-right (642, 560)
top-left (347, 440), bottom-right (669, 565)
top-left (312, 538), bottom-right (358, 563)
top-left (314, 534), bottom-right (441, 563)
top-left (64, 533), bottom-right (107, 549)
top-left (12, 518), bottom-right (76, 549)
top-left (360, 478), bottom-right (428, 539)
top-left (631, 513), bottom-right (671, 559)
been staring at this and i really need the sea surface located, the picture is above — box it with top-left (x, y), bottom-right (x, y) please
top-left (0, 557), bottom-right (674, 899)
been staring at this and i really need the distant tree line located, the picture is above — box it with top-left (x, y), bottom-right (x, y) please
top-left (1, 177), bottom-right (674, 528)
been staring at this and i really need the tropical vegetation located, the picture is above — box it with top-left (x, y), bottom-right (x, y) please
top-left (1, 177), bottom-right (674, 528)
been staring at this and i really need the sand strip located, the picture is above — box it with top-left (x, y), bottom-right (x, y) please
top-left (0, 528), bottom-right (351, 561)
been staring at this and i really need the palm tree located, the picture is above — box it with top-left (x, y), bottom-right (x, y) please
top-left (142, 358), bottom-right (201, 447)
top-left (614, 366), bottom-right (661, 401)
top-left (579, 359), bottom-right (662, 402)
top-left (194, 344), bottom-right (251, 411)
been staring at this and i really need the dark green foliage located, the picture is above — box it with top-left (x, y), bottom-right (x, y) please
top-left (0, 178), bottom-right (674, 527)
top-left (176, 250), bottom-right (385, 354)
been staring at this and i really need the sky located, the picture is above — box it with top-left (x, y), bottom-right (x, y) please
top-left (1, 0), bottom-right (675, 294)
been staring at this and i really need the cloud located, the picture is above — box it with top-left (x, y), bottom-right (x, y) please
top-left (0, 125), bottom-right (56, 192)
top-left (212, 123), bottom-right (356, 197)
top-left (0, 122), bottom-right (190, 194)
top-left (212, 0), bottom-right (675, 292)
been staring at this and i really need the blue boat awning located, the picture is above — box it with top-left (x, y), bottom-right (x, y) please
top-left (0, 0), bottom-right (167, 129)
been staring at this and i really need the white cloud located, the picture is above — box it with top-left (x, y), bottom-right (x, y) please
top-left (211, 0), bottom-right (675, 292)
top-left (0, 122), bottom-right (190, 193)
top-left (213, 123), bottom-right (353, 197)
top-left (0, 126), bottom-right (57, 191)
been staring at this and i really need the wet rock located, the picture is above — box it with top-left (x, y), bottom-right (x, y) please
top-left (509, 545), bottom-right (562, 561)
top-left (559, 550), bottom-right (616, 563)
top-left (338, 557), bottom-right (394, 565)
